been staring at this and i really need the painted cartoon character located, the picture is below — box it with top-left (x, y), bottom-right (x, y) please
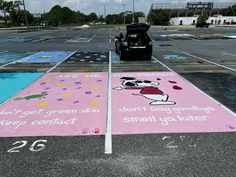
top-left (14, 92), bottom-right (48, 101)
top-left (113, 77), bottom-right (176, 105)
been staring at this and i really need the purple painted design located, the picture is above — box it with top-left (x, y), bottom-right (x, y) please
top-left (77, 87), bottom-right (82, 89)
top-left (75, 82), bottom-right (81, 85)
top-left (73, 101), bottom-right (80, 104)
top-left (96, 95), bottom-right (101, 98)
top-left (57, 98), bottom-right (63, 101)
top-left (82, 128), bottom-right (89, 134)
top-left (40, 82), bottom-right (46, 85)
top-left (227, 125), bottom-right (235, 129)
top-left (85, 91), bottom-right (92, 95)
top-left (62, 88), bottom-right (67, 91)
top-left (97, 80), bottom-right (102, 82)
top-left (60, 80), bottom-right (65, 82)
top-left (45, 87), bottom-right (51, 90)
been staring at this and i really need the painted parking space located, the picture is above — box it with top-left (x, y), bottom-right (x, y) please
top-left (65, 52), bottom-right (109, 64)
top-left (0, 72), bottom-right (107, 137)
top-left (0, 72), bottom-right (44, 104)
top-left (0, 52), bottom-right (33, 65)
top-left (67, 35), bottom-right (95, 43)
top-left (112, 72), bottom-right (236, 135)
top-left (17, 51), bottom-right (73, 63)
top-left (0, 38), bottom-right (35, 43)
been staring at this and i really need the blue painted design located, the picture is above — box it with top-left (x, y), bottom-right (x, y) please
top-left (0, 72), bottom-right (44, 104)
top-left (163, 55), bottom-right (187, 60)
top-left (0, 52), bottom-right (33, 64)
top-left (0, 38), bottom-right (34, 43)
top-left (18, 51), bottom-right (73, 63)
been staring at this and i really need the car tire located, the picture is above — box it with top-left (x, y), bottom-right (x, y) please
top-left (120, 50), bottom-right (126, 61)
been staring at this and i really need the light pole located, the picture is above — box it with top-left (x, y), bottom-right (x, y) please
top-left (132, 0), bottom-right (135, 23)
top-left (122, 4), bottom-right (126, 25)
top-left (22, 0), bottom-right (29, 31)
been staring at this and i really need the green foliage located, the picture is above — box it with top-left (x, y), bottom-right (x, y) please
top-left (197, 13), bottom-right (209, 24)
top-left (148, 9), bottom-right (170, 25)
top-left (106, 12), bottom-right (144, 24)
top-left (10, 10), bottom-right (33, 25)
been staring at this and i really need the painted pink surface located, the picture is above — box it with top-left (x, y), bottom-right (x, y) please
top-left (112, 72), bottom-right (236, 135)
top-left (0, 72), bottom-right (107, 137)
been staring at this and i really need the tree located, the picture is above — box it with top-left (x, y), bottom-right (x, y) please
top-left (46, 5), bottom-right (63, 26)
top-left (197, 13), bottom-right (209, 24)
top-left (88, 12), bottom-right (98, 22)
top-left (10, 9), bottom-right (33, 25)
top-left (148, 9), bottom-right (170, 25)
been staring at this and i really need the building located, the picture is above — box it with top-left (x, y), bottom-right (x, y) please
top-left (148, 2), bottom-right (236, 25)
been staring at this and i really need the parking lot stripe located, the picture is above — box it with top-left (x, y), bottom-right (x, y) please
top-left (105, 51), bottom-right (112, 154)
top-left (182, 52), bottom-right (236, 73)
top-left (223, 52), bottom-right (236, 57)
top-left (46, 51), bottom-right (77, 73)
top-left (152, 56), bottom-right (236, 117)
top-left (88, 34), bottom-right (96, 42)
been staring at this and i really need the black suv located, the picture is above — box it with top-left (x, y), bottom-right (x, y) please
top-left (115, 23), bottom-right (152, 60)
top-left (196, 22), bottom-right (210, 28)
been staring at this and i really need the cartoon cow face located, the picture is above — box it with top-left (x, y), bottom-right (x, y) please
top-left (120, 77), bottom-right (160, 87)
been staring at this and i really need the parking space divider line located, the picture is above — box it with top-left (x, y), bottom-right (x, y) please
top-left (105, 50), bottom-right (112, 154)
top-left (182, 52), bottom-right (236, 73)
top-left (223, 52), bottom-right (236, 57)
top-left (46, 51), bottom-right (77, 73)
top-left (152, 56), bottom-right (236, 117)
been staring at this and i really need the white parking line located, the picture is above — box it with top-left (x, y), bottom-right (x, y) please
top-left (105, 51), bottom-right (112, 154)
top-left (46, 51), bottom-right (76, 73)
top-left (152, 56), bottom-right (236, 117)
top-left (223, 52), bottom-right (236, 57)
top-left (88, 34), bottom-right (96, 42)
top-left (182, 52), bottom-right (236, 72)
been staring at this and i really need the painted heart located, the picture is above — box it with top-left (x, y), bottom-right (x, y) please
top-left (173, 86), bottom-right (182, 90)
top-left (140, 87), bottom-right (163, 95)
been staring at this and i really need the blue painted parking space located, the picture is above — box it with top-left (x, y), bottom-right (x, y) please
top-left (0, 72), bottom-right (44, 104)
top-left (17, 51), bottom-right (74, 63)
top-left (0, 52), bottom-right (33, 65)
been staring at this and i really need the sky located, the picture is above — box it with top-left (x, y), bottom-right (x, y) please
top-left (11, 0), bottom-right (236, 15)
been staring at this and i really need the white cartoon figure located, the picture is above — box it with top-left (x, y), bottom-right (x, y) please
top-left (113, 77), bottom-right (176, 105)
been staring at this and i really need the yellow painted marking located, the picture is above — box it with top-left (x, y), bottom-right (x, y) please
top-left (90, 100), bottom-right (99, 105)
top-left (63, 93), bottom-right (72, 97)
top-left (38, 102), bottom-right (48, 107)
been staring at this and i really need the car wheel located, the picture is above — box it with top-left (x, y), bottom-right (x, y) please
top-left (120, 50), bottom-right (126, 61)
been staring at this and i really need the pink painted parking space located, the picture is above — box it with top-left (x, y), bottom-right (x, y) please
top-left (0, 72), bottom-right (107, 137)
top-left (112, 72), bottom-right (236, 135)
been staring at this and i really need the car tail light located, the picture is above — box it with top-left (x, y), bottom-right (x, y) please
top-left (123, 42), bottom-right (128, 46)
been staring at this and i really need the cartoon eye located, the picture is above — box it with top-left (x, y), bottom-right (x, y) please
top-left (125, 82), bottom-right (137, 87)
top-left (144, 80), bottom-right (152, 83)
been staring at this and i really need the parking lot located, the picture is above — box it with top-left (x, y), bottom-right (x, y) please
top-left (0, 26), bottom-right (236, 177)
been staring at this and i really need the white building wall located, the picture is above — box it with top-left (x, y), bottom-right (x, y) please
top-left (170, 16), bottom-right (236, 25)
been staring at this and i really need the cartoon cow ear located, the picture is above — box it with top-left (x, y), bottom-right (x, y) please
top-left (120, 77), bottom-right (135, 80)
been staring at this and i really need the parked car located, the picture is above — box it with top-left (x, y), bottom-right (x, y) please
top-left (115, 23), bottom-right (152, 60)
top-left (196, 22), bottom-right (210, 28)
